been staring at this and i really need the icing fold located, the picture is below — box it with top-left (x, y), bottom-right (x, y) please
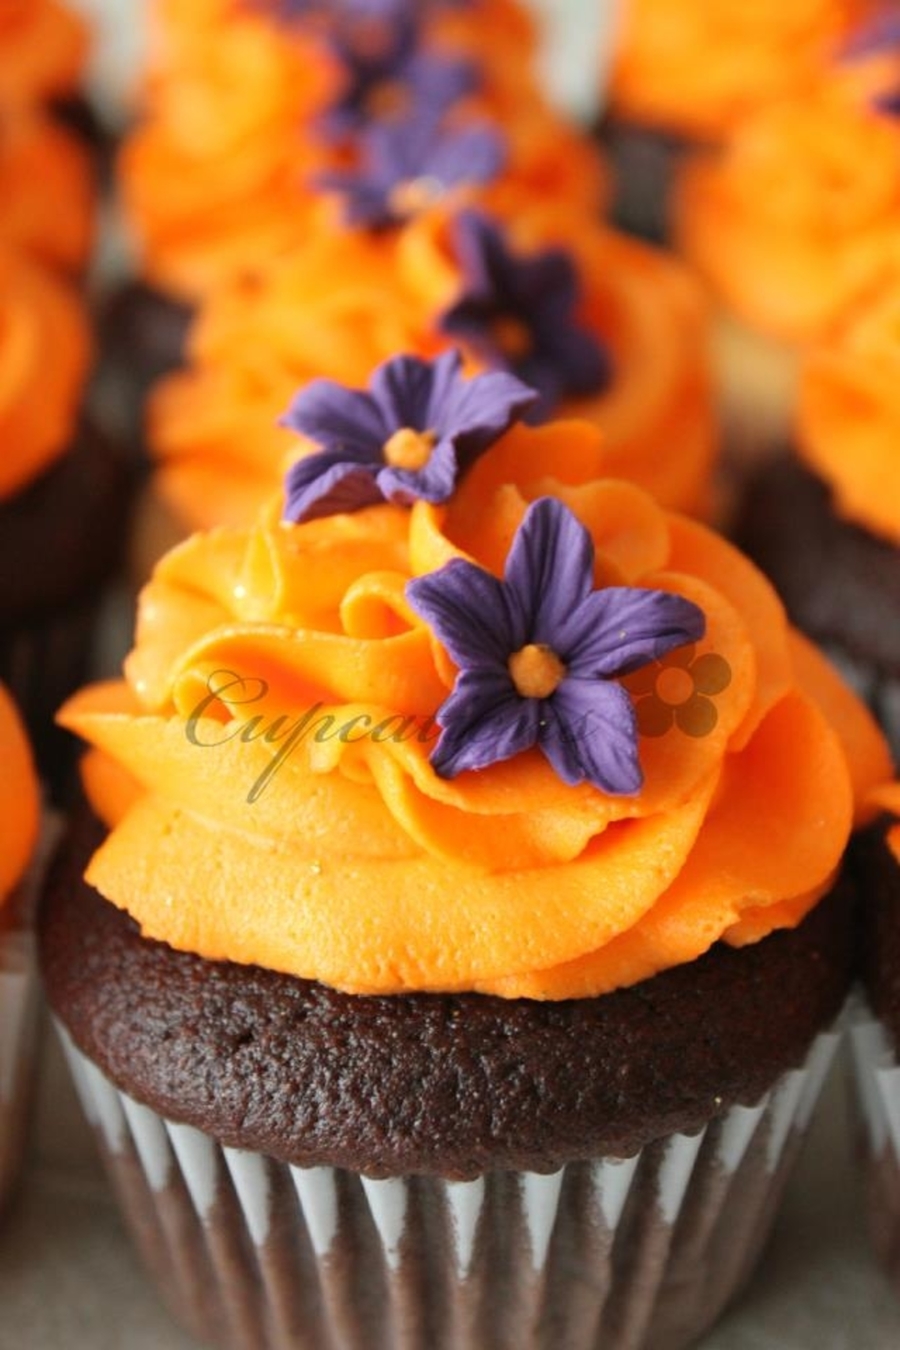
top-left (0, 684), bottom-right (39, 906)
top-left (0, 244), bottom-right (91, 500)
top-left (61, 418), bottom-right (892, 1000)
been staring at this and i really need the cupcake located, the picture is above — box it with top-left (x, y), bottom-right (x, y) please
top-left (0, 682), bottom-right (41, 1211)
top-left (605, 0), bottom-right (869, 240)
top-left (0, 245), bottom-right (130, 792)
top-left (137, 207), bottom-right (717, 572)
top-left (674, 24), bottom-right (900, 466)
top-left (44, 359), bottom-right (889, 1348)
top-left (737, 261), bottom-right (900, 753)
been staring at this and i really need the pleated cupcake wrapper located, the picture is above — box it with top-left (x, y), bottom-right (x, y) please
top-left (57, 1025), bottom-right (838, 1350)
top-left (846, 995), bottom-right (900, 1285)
top-left (0, 813), bottom-right (62, 1205)
top-left (0, 602), bottom-right (98, 799)
top-left (822, 645), bottom-right (900, 759)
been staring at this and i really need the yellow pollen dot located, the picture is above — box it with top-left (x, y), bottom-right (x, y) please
top-left (492, 315), bottom-right (533, 360)
top-left (657, 666), bottom-right (694, 707)
top-left (383, 427), bottom-right (438, 471)
top-left (508, 643), bottom-right (567, 700)
top-left (388, 175), bottom-right (444, 218)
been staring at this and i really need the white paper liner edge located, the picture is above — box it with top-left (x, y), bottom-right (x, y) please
top-left (847, 995), bottom-right (900, 1160)
top-left (57, 1023), bottom-right (838, 1278)
top-left (0, 812), bottom-right (63, 1104)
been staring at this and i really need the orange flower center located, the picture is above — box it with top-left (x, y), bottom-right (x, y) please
top-left (366, 79), bottom-right (412, 120)
top-left (389, 176), bottom-right (445, 218)
top-left (383, 427), bottom-right (438, 471)
top-left (508, 643), bottom-right (567, 699)
top-left (492, 315), bottom-right (533, 361)
top-left (656, 667), bottom-right (695, 707)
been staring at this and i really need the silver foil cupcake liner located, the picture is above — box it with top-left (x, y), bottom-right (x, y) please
top-left (57, 1024), bottom-right (839, 1350)
top-left (0, 815), bottom-right (62, 1208)
top-left (847, 999), bottom-right (900, 1284)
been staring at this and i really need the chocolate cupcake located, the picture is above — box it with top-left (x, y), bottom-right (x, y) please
top-left (0, 684), bottom-right (41, 1212)
top-left (0, 247), bottom-right (131, 793)
top-left (737, 269), bottom-right (900, 754)
top-left (45, 378), bottom-right (891, 1348)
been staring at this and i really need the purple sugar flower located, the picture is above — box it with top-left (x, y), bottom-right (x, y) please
top-left (842, 11), bottom-right (900, 59)
top-left (281, 350), bottom-right (536, 523)
top-left (406, 498), bottom-right (706, 793)
top-left (440, 211), bottom-right (612, 421)
top-left (322, 13), bottom-right (477, 139)
top-left (317, 117), bottom-right (506, 228)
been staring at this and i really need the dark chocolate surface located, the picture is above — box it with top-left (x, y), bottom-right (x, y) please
top-left (41, 813), bottom-right (855, 1179)
top-left (737, 457), bottom-right (900, 676)
top-left (0, 422), bottom-right (131, 621)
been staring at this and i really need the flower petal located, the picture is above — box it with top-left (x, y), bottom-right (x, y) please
top-left (431, 672), bottom-right (539, 777)
top-left (280, 378), bottom-right (387, 455)
top-left (503, 498), bottom-right (596, 645)
top-left (283, 454), bottom-right (384, 524)
top-left (371, 352), bottom-right (445, 432)
top-left (406, 558), bottom-right (515, 667)
top-left (562, 589), bottom-right (706, 678)
top-left (542, 678), bottom-right (643, 795)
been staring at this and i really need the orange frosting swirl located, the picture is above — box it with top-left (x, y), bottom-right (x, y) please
top-left (0, 108), bottom-right (94, 271)
top-left (0, 245), bottom-right (91, 500)
top-left (611, 0), bottom-right (872, 140)
top-left (60, 420), bottom-right (891, 999)
top-left (0, 0), bottom-right (88, 108)
top-left (798, 259), bottom-right (900, 543)
top-left (148, 211), bottom-right (716, 533)
top-left (675, 64), bottom-right (900, 343)
top-left (0, 684), bottom-right (39, 906)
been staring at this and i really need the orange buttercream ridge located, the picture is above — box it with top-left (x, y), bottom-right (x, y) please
top-left (0, 683), bottom-right (39, 905)
top-left (0, 244), bottom-right (91, 501)
top-left (60, 417), bottom-right (892, 999)
top-left (147, 212), bottom-right (716, 535)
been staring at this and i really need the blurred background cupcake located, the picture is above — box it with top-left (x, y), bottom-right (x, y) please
top-left (134, 203), bottom-right (718, 574)
top-left (604, 0), bottom-right (869, 240)
top-left (673, 13), bottom-right (900, 473)
top-left (738, 255), bottom-right (900, 752)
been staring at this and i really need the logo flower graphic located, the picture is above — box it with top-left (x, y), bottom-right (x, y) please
top-left (625, 644), bottom-right (732, 739)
